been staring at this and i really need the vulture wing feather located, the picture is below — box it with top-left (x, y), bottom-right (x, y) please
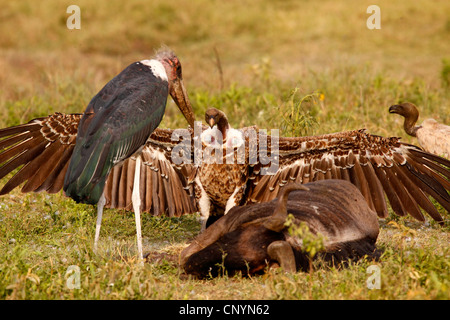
top-left (246, 130), bottom-right (448, 223)
top-left (0, 113), bottom-right (81, 195)
top-left (103, 128), bottom-right (197, 217)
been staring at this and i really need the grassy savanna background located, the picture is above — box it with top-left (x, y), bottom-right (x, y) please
top-left (0, 0), bottom-right (449, 300)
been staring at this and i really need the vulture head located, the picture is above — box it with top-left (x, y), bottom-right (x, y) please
top-left (389, 102), bottom-right (420, 137)
top-left (205, 108), bottom-right (230, 140)
top-left (202, 108), bottom-right (244, 149)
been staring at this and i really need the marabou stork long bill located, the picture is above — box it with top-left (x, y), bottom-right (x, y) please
top-left (0, 49), bottom-right (195, 261)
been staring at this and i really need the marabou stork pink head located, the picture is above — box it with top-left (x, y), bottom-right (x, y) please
top-left (156, 49), bottom-right (195, 127)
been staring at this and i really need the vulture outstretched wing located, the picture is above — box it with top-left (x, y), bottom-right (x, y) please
top-left (1, 113), bottom-right (449, 224)
top-left (0, 113), bottom-right (82, 195)
top-left (103, 127), bottom-right (197, 216)
top-left (246, 129), bottom-right (450, 223)
top-left (0, 112), bottom-right (197, 216)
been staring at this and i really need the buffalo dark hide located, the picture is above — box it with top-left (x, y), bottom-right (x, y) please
top-left (181, 180), bottom-right (381, 278)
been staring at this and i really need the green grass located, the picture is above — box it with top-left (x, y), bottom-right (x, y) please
top-left (0, 0), bottom-right (449, 300)
top-left (1, 192), bottom-right (449, 299)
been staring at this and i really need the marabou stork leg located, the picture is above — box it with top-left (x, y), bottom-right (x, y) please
top-left (132, 155), bottom-right (144, 263)
top-left (94, 193), bottom-right (106, 253)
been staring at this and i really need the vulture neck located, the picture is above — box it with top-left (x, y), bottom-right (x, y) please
top-left (403, 113), bottom-right (421, 137)
top-left (217, 121), bottom-right (230, 142)
top-left (209, 112), bottom-right (230, 142)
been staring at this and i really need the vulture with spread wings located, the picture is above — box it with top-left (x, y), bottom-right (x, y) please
top-left (0, 108), bottom-right (449, 237)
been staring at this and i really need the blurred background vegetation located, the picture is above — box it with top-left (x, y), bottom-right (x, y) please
top-left (0, 0), bottom-right (449, 299)
top-left (0, 0), bottom-right (449, 138)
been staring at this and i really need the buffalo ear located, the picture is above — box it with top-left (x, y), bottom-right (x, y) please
top-left (267, 240), bottom-right (296, 273)
top-left (263, 183), bottom-right (309, 232)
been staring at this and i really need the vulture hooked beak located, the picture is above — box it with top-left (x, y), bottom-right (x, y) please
top-left (208, 116), bottom-right (215, 128)
top-left (169, 78), bottom-right (195, 128)
top-left (389, 105), bottom-right (402, 114)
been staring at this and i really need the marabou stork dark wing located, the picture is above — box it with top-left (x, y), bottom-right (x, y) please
top-left (0, 112), bottom-right (197, 217)
top-left (64, 62), bottom-right (170, 205)
top-left (245, 129), bottom-right (450, 223)
top-left (104, 127), bottom-right (198, 217)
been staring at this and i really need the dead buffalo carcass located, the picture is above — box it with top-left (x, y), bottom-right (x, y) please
top-left (180, 180), bottom-right (381, 278)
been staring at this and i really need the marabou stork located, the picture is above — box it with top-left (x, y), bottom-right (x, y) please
top-left (0, 49), bottom-right (195, 262)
